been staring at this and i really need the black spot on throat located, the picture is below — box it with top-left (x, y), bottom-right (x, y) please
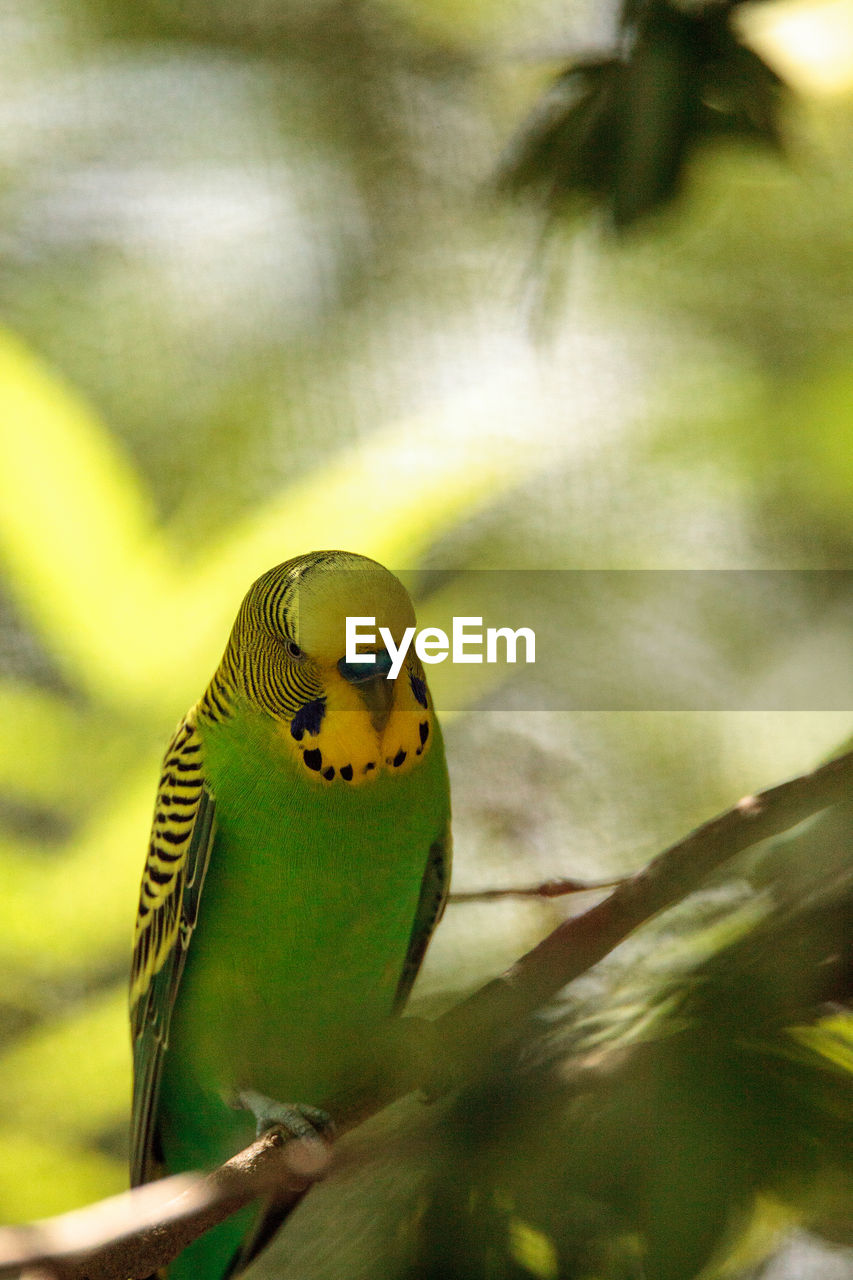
top-left (419, 720), bottom-right (429, 745)
top-left (303, 748), bottom-right (323, 772)
top-left (290, 699), bottom-right (326, 742)
top-left (341, 764), bottom-right (354, 781)
top-left (392, 748), bottom-right (406, 768)
top-left (410, 674), bottom-right (428, 709)
top-left (323, 766), bottom-right (335, 780)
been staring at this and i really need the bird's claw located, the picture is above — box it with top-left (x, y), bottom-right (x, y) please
top-left (230, 1089), bottom-right (335, 1143)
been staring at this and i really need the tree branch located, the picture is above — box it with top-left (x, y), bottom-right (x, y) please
top-left (0, 1131), bottom-right (331, 1280)
top-left (449, 875), bottom-right (623, 901)
top-left (2, 746), bottom-right (850, 1280)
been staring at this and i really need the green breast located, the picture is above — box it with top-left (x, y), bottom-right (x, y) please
top-left (161, 700), bottom-right (449, 1129)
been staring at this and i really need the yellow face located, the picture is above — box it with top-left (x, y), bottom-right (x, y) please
top-left (233, 551), bottom-right (434, 786)
top-left (289, 555), bottom-right (416, 667)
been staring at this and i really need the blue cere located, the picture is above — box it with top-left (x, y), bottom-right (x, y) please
top-left (338, 649), bottom-right (394, 682)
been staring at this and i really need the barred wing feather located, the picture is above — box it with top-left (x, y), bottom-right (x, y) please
top-left (130, 713), bottom-right (216, 1186)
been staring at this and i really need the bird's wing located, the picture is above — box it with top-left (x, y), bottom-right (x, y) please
top-left (393, 823), bottom-right (452, 1013)
top-left (129, 713), bottom-right (217, 1187)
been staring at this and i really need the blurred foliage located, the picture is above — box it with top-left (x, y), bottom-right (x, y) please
top-left (0, 0), bottom-right (851, 1277)
top-left (403, 878), bottom-right (852, 1280)
top-left (263, 836), bottom-right (852, 1280)
top-left (498, 0), bottom-right (789, 231)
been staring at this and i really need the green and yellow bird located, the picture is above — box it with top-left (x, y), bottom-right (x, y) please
top-left (129, 551), bottom-right (451, 1279)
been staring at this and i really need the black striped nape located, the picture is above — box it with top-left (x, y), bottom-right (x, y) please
top-left (197, 565), bottom-right (323, 726)
top-left (245, 555), bottom-right (324, 645)
top-left (198, 647), bottom-right (240, 724)
top-left (196, 553), bottom-right (375, 728)
top-left (258, 571), bottom-right (296, 641)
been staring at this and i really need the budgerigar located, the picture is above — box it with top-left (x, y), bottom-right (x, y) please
top-left (129, 551), bottom-right (451, 1279)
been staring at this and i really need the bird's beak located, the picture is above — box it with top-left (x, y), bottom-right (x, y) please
top-left (338, 650), bottom-right (396, 734)
top-left (356, 675), bottom-right (395, 734)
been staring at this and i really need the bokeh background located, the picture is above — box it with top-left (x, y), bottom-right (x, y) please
top-left (0, 0), bottom-right (851, 1276)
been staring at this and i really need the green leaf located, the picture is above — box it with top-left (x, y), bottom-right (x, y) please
top-left (0, 332), bottom-right (539, 715)
top-left (0, 769), bottom-right (154, 979)
top-left (0, 330), bottom-right (175, 706)
top-left (0, 987), bottom-right (129, 1145)
top-left (0, 682), bottom-right (123, 808)
top-left (0, 1128), bottom-right (125, 1220)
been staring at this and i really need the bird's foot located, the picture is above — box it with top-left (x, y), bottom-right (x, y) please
top-left (230, 1089), bottom-right (335, 1143)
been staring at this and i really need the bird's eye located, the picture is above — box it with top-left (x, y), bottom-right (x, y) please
top-left (286, 640), bottom-right (304, 660)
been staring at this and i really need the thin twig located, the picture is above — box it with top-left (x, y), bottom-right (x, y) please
top-left (2, 746), bottom-right (850, 1280)
top-left (449, 875), bottom-right (623, 901)
top-left (437, 747), bottom-right (853, 1057)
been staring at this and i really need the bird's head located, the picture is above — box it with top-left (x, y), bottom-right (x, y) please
top-left (209, 551), bottom-right (435, 785)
